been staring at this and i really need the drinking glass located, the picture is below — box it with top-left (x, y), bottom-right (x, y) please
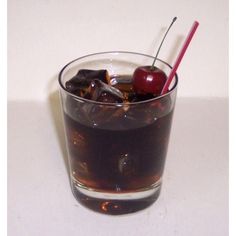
top-left (58, 51), bottom-right (178, 214)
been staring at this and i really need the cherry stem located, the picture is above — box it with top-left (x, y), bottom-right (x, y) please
top-left (150, 17), bottom-right (177, 70)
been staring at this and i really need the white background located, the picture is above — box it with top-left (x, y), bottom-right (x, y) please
top-left (8, 0), bottom-right (228, 101)
top-left (7, 1), bottom-right (229, 236)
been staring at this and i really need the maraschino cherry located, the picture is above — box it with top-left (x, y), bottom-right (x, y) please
top-left (133, 17), bottom-right (177, 96)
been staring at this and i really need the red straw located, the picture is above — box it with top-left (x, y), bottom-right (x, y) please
top-left (161, 21), bottom-right (199, 95)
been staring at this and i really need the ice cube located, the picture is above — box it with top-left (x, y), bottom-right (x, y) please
top-left (65, 69), bottom-right (110, 97)
top-left (111, 75), bottom-right (134, 102)
top-left (118, 153), bottom-right (138, 176)
top-left (111, 75), bottom-right (133, 91)
top-left (88, 79), bottom-right (124, 103)
top-left (65, 75), bottom-right (91, 97)
top-left (76, 69), bottom-right (110, 84)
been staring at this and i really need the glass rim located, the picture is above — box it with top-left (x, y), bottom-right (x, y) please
top-left (58, 51), bottom-right (178, 106)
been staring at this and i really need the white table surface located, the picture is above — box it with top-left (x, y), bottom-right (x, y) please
top-left (8, 97), bottom-right (228, 236)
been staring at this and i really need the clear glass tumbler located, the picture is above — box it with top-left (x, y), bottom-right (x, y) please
top-left (58, 51), bottom-right (178, 214)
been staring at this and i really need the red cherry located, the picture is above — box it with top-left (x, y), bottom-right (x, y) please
top-left (132, 17), bottom-right (177, 98)
top-left (132, 66), bottom-right (167, 95)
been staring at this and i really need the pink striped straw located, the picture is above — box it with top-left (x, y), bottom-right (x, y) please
top-left (161, 21), bottom-right (199, 95)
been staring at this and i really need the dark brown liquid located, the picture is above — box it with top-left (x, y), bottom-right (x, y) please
top-left (63, 76), bottom-right (174, 214)
top-left (65, 111), bottom-right (172, 190)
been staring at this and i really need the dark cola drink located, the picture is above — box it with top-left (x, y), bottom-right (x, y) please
top-left (62, 73), bottom-right (175, 214)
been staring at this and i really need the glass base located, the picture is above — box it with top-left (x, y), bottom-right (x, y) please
top-left (71, 179), bottom-right (162, 215)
